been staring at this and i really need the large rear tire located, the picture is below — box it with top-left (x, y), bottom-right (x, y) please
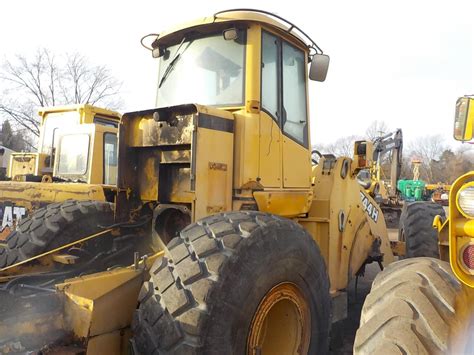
top-left (354, 257), bottom-right (468, 354)
top-left (0, 200), bottom-right (114, 268)
top-left (399, 202), bottom-right (445, 258)
top-left (131, 211), bottom-right (330, 354)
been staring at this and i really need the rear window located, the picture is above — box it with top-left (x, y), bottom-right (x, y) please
top-left (57, 134), bottom-right (90, 175)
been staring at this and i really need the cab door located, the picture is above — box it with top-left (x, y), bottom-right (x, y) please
top-left (260, 29), bottom-right (311, 189)
top-left (280, 40), bottom-right (311, 188)
top-left (259, 30), bottom-right (282, 188)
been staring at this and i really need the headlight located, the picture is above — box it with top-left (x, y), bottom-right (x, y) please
top-left (458, 184), bottom-right (474, 218)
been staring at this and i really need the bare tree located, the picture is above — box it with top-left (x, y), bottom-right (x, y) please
top-left (408, 135), bottom-right (446, 182)
top-left (0, 48), bottom-right (122, 142)
top-left (365, 120), bottom-right (389, 140)
top-left (315, 135), bottom-right (361, 158)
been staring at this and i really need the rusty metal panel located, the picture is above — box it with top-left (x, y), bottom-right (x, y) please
top-left (161, 150), bottom-right (191, 164)
top-left (138, 150), bottom-right (160, 202)
top-left (163, 166), bottom-right (194, 204)
top-left (0, 291), bottom-right (66, 353)
top-left (128, 113), bottom-right (194, 147)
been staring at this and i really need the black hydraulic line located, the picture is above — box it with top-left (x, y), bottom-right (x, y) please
top-left (1, 251), bottom-right (108, 294)
top-left (99, 215), bottom-right (151, 229)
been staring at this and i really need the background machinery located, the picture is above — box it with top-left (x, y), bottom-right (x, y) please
top-left (355, 129), bottom-right (403, 227)
top-left (354, 96), bottom-right (474, 354)
top-left (0, 104), bottom-right (119, 240)
top-left (0, 9), bottom-right (402, 354)
top-left (398, 158), bottom-right (450, 205)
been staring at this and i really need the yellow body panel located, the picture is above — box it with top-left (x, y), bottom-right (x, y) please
top-left (194, 107), bottom-right (234, 220)
top-left (282, 137), bottom-right (311, 188)
top-left (304, 158), bottom-right (394, 291)
top-left (259, 113), bottom-right (281, 187)
top-left (254, 190), bottom-right (312, 217)
top-left (233, 110), bottom-right (260, 189)
top-left (0, 181), bottom-right (107, 206)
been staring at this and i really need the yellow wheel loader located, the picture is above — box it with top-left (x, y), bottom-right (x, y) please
top-left (0, 9), bottom-right (399, 354)
top-left (354, 96), bottom-right (474, 354)
top-left (0, 104), bottom-right (120, 236)
top-left (0, 105), bottom-right (120, 267)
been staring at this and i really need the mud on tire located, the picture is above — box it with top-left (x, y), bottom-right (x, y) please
top-left (0, 200), bottom-right (114, 268)
top-left (131, 211), bottom-right (330, 354)
top-left (354, 257), bottom-right (469, 354)
top-left (399, 202), bottom-right (445, 258)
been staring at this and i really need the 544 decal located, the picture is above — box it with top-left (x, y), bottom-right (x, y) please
top-left (359, 191), bottom-right (379, 222)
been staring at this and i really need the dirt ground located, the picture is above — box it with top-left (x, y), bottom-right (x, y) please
top-left (329, 262), bottom-right (379, 354)
top-left (329, 229), bottom-right (399, 354)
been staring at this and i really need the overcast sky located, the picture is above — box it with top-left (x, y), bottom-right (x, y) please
top-left (0, 0), bottom-right (473, 148)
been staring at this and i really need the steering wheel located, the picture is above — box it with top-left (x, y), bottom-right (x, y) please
top-left (311, 149), bottom-right (323, 165)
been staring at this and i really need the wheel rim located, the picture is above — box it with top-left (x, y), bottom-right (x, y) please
top-left (247, 282), bottom-right (311, 355)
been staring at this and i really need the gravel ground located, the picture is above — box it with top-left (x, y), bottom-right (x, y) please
top-left (329, 262), bottom-right (379, 354)
top-left (329, 229), bottom-right (399, 354)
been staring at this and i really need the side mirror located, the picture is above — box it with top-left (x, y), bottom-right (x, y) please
top-left (454, 97), bottom-right (473, 141)
top-left (309, 54), bottom-right (330, 82)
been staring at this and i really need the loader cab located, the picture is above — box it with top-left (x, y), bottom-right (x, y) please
top-left (150, 10), bottom-right (329, 193)
top-left (8, 104), bottom-right (120, 184)
top-left (119, 11), bottom-right (329, 236)
top-left (53, 123), bottom-right (118, 185)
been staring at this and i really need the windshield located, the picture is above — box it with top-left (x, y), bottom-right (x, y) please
top-left (41, 112), bottom-right (80, 156)
top-left (156, 32), bottom-right (246, 107)
top-left (57, 134), bottom-right (90, 176)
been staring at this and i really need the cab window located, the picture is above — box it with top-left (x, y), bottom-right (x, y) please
top-left (261, 31), bottom-right (279, 119)
top-left (261, 31), bottom-right (308, 147)
top-left (282, 42), bottom-right (308, 146)
top-left (57, 134), bottom-right (90, 175)
top-left (104, 133), bottom-right (118, 185)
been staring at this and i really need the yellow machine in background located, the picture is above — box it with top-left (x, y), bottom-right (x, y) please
top-left (0, 104), bottom-right (119, 239)
top-left (0, 10), bottom-right (400, 354)
top-left (354, 129), bottom-right (403, 227)
top-left (354, 96), bottom-right (474, 354)
top-left (8, 104), bottom-right (119, 184)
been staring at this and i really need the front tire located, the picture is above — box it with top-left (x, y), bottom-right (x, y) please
top-left (0, 200), bottom-right (114, 268)
top-left (399, 202), bottom-right (445, 258)
top-left (354, 257), bottom-right (468, 354)
top-left (131, 211), bottom-right (330, 354)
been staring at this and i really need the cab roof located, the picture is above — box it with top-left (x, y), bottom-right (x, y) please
top-left (38, 104), bottom-right (121, 120)
top-left (154, 9), bottom-right (318, 52)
